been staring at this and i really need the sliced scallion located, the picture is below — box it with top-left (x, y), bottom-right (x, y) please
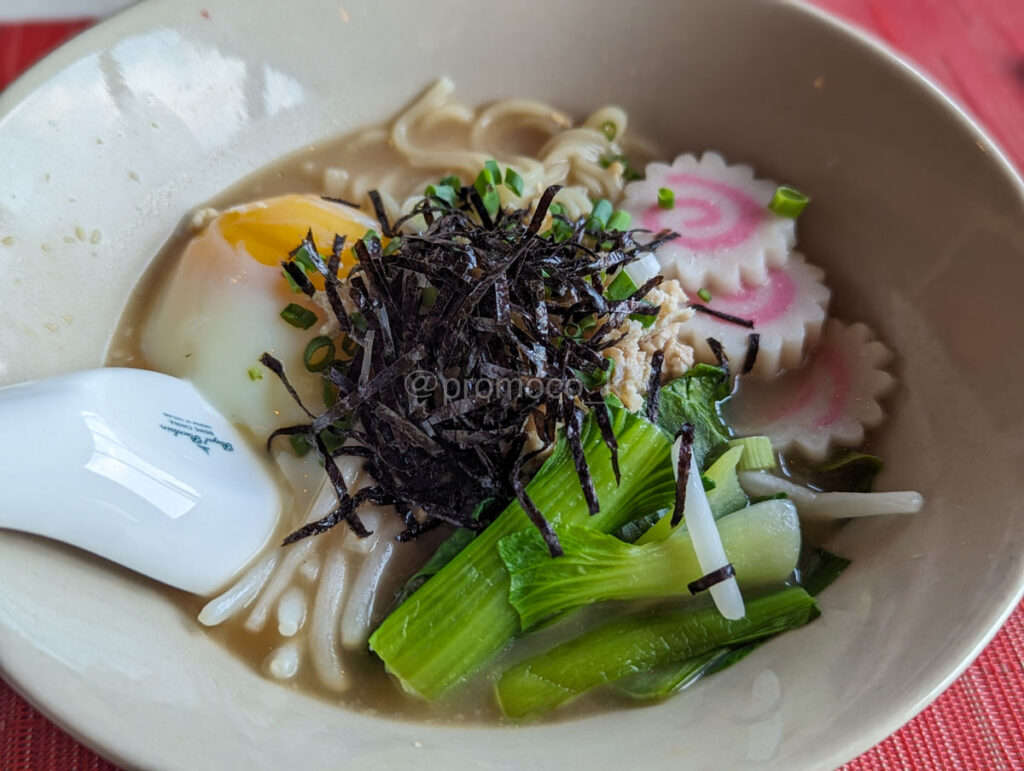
top-left (606, 210), bottom-right (631, 232)
top-left (247, 366), bottom-right (263, 381)
top-left (768, 186), bottom-right (810, 218)
top-left (421, 285), bottom-right (439, 308)
top-left (697, 288), bottom-right (712, 302)
top-left (657, 187), bottom-right (675, 209)
top-left (601, 120), bottom-right (617, 141)
top-left (586, 199), bottom-right (613, 232)
top-left (484, 159), bottom-right (502, 185)
top-left (426, 184), bottom-right (457, 207)
top-left (606, 269), bottom-right (639, 301)
top-left (280, 303), bottom-right (318, 330)
top-left (474, 168), bottom-right (500, 219)
top-left (303, 335), bottom-right (336, 373)
top-left (504, 168), bottom-right (525, 197)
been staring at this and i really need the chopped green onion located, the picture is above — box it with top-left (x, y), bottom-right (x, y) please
top-left (474, 168), bottom-right (500, 219)
top-left (484, 159), bottom-right (502, 185)
top-left (601, 120), bottom-right (617, 141)
top-left (319, 425), bottom-right (347, 455)
top-left (657, 187), bottom-right (675, 209)
top-left (548, 202), bottom-right (565, 216)
top-left (586, 199), bottom-right (614, 232)
top-left (361, 229), bottom-right (380, 246)
top-left (697, 288), bottom-right (712, 302)
top-left (551, 219), bottom-right (574, 243)
top-left (350, 311), bottom-right (368, 333)
top-left (340, 335), bottom-right (360, 358)
top-left (629, 303), bottom-right (658, 328)
top-left (606, 210), bottom-right (631, 232)
top-left (303, 335), bottom-right (336, 373)
top-left (439, 175), bottom-right (461, 190)
top-left (247, 366), bottom-right (263, 382)
top-left (768, 186), bottom-right (810, 218)
top-left (421, 285), bottom-right (439, 308)
top-left (322, 379), bottom-right (337, 408)
top-left (290, 433), bottom-right (312, 457)
top-left (292, 243), bottom-right (318, 274)
top-left (504, 168), bottom-right (525, 197)
top-left (728, 436), bottom-right (777, 471)
top-left (425, 184), bottom-right (457, 207)
top-left (606, 269), bottom-right (639, 301)
top-left (280, 303), bottom-right (318, 330)
top-left (578, 314), bottom-right (597, 332)
top-left (383, 237), bottom-right (403, 256)
top-left (576, 356), bottom-right (615, 390)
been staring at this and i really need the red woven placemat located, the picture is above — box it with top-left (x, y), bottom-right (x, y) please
top-left (1, 4), bottom-right (1022, 769)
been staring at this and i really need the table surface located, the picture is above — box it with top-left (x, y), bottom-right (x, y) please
top-left (1, 1), bottom-right (1022, 769)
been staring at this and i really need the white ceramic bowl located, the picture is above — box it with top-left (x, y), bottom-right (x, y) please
top-left (1, 1), bottom-right (1023, 768)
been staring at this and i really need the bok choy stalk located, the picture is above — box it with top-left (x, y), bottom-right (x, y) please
top-left (616, 548), bottom-right (851, 700)
top-left (495, 586), bottom-right (820, 719)
top-left (368, 405), bottom-right (676, 699)
top-left (635, 443), bottom-right (748, 545)
top-left (500, 498), bottom-right (801, 630)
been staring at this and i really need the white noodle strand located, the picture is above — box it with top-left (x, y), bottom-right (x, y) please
top-left (198, 550), bottom-right (279, 627)
top-left (309, 549), bottom-right (351, 692)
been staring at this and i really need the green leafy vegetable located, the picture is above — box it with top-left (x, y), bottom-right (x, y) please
top-left (495, 587), bottom-right (820, 719)
top-left (654, 365), bottom-right (732, 467)
top-left (637, 444), bottom-right (748, 544)
top-left (391, 499), bottom-right (496, 607)
top-left (368, 406), bottom-right (677, 699)
top-left (616, 547), bottom-right (850, 700)
top-left (818, 452), bottom-right (884, 493)
top-left (499, 498), bottom-right (801, 630)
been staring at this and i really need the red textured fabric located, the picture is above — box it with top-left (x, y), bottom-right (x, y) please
top-left (1, 4), bottom-right (1022, 770)
top-left (0, 21), bottom-right (92, 91)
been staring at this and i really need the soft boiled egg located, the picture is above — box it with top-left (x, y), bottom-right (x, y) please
top-left (141, 194), bottom-right (379, 437)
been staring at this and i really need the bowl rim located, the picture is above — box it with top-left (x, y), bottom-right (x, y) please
top-left (1, 0), bottom-right (1023, 768)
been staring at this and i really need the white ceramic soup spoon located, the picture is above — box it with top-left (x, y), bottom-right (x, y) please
top-left (0, 368), bottom-right (282, 595)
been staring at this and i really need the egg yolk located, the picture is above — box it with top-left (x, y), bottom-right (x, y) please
top-left (215, 195), bottom-right (378, 290)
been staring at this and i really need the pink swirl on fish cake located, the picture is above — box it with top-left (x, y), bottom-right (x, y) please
top-left (767, 345), bottom-right (851, 428)
top-left (642, 172), bottom-right (764, 251)
top-left (701, 266), bottom-right (798, 326)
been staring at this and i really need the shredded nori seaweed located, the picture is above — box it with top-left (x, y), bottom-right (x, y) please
top-left (644, 350), bottom-right (665, 425)
top-left (741, 332), bottom-right (760, 375)
top-left (690, 304), bottom-right (755, 328)
top-left (263, 183), bottom-right (676, 554)
top-left (670, 422), bottom-right (696, 527)
top-left (687, 562), bottom-right (736, 595)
